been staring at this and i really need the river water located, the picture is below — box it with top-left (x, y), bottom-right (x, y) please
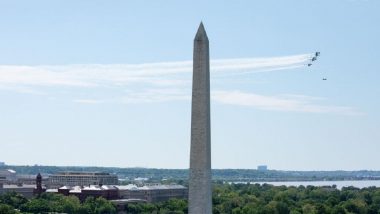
top-left (247, 180), bottom-right (380, 189)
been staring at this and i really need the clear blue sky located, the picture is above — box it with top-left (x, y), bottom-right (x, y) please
top-left (0, 0), bottom-right (379, 170)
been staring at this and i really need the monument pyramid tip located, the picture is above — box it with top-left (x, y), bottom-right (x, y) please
top-left (195, 22), bottom-right (208, 40)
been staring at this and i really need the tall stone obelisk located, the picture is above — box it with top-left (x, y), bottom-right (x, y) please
top-left (189, 22), bottom-right (212, 214)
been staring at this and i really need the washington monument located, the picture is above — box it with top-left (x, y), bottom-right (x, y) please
top-left (189, 22), bottom-right (212, 214)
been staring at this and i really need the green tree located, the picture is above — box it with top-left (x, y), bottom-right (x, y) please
top-left (302, 204), bottom-right (317, 214)
top-left (0, 203), bottom-right (20, 214)
top-left (81, 197), bottom-right (116, 214)
top-left (342, 199), bottom-right (368, 214)
top-left (331, 205), bottom-right (346, 214)
top-left (164, 199), bottom-right (187, 213)
top-left (275, 201), bottom-right (290, 214)
top-left (20, 198), bottom-right (51, 213)
top-left (0, 192), bottom-right (28, 209)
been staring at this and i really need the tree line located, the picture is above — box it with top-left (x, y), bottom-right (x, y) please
top-left (2, 183), bottom-right (380, 213)
top-left (0, 192), bottom-right (116, 214)
top-left (211, 183), bottom-right (380, 214)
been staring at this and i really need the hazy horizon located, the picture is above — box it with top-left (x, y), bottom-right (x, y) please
top-left (3, 162), bottom-right (380, 172)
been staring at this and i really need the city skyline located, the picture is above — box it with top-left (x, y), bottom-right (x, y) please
top-left (0, 0), bottom-right (379, 170)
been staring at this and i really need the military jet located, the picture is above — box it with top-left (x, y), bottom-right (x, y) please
top-left (307, 52), bottom-right (320, 67)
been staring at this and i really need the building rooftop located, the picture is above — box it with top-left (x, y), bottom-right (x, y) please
top-left (114, 184), bottom-right (139, 190)
top-left (52, 184), bottom-right (186, 193)
top-left (0, 169), bottom-right (16, 174)
top-left (53, 171), bottom-right (114, 176)
top-left (69, 186), bottom-right (82, 193)
top-left (115, 184), bottom-right (186, 191)
top-left (1, 184), bottom-right (35, 189)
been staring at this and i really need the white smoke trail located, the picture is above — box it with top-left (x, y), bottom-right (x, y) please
top-left (0, 53), bottom-right (314, 88)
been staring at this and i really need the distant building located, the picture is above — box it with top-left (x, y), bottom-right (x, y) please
top-left (1, 170), bottom-right (187, 203)
top-left (57, 185), bottom-right (119, 201)
top-left (17, 174), bottom-right (48, 185)
top-left (33, 173), bottom-right (45, 196)
top-left (49, 184), bottom-right (187, 202)
top-left (257, 165), bottom-right (268, 171)
top-left (0, 174), bottom-right (46, 198)
top-left (48, 172), bottom-right (118, 188)
top-left (0, 169), bottom-right (17, 183)
top-left (134, 177), bottom-right (149, 182)
top-left (0, 184), bottom-right (35, 198)
top-left (117, 184), bottom-right (188, 203)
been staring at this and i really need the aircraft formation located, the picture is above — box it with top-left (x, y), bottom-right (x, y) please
top-left (307, 52), bottom-right (326, 80)
top-left (307, 51), bottom-right (320, 67)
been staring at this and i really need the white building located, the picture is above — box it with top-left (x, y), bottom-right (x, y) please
top-left (48, 172), bottom-right (118, 188)
top-left (116, 184), bottom-right (187, 202)
top-left (0, 169), bottom-right (17, 183)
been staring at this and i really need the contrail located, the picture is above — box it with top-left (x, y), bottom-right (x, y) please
top-left (0, 53), bottom-right (315, 87)
top-left (0, 52), bottom-right (359, 115)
